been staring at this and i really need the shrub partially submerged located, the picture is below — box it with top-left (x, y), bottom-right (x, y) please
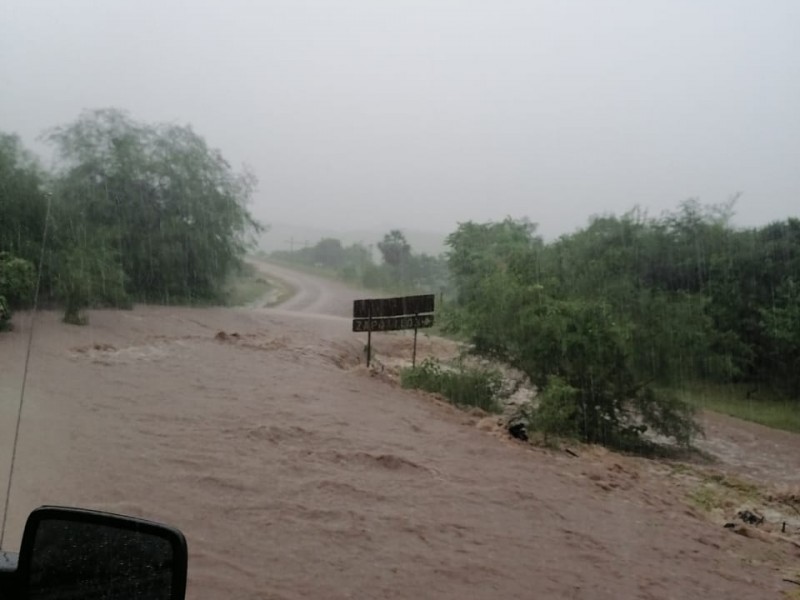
top-left (498, 300), bottom-right (702, 450)
top-left (521, 376), bottom-right (702, 451)
top-left (443, 228), bottom-right (704, 450)
top-left (400, 358), bottom-right (506, 413)
top-left (0, 252), bottom-right (36, 330)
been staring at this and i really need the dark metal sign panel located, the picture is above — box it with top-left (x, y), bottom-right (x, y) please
top-left (352, 314), bottom-right (435, 333)
top-left (353, 294), bottom-right (435, 319)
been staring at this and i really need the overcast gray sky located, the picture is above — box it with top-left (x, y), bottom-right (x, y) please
top-left (2, 0), bottom-right (798, 238)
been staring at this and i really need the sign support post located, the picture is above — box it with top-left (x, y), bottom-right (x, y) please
top-left (412, 316), bottom-right (418, 368)
top-left (367, 307), bottom-right (372, 367)
top-left (352, 294), bottom-right (435, 369)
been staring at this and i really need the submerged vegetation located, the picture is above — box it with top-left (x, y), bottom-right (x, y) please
top-left (400, 357), bottom-right (506, 414)
top-left (0, 109), bottom-right (261, 324)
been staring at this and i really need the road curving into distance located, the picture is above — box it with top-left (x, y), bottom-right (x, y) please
top-left (251, 260), bottom-right (373, 318)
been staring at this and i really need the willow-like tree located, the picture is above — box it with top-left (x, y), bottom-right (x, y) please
top-left (47, 108), bottom-right (262, 307)
top-left (0, 134), bottom-right (49, 266)
top-left (0, 134), bottom-right (49, 326)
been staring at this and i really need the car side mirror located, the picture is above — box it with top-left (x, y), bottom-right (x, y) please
top-left (15, 506), bottom-right (187, 600)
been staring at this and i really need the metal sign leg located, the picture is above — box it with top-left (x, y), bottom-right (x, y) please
top-left (367, 315), bottom-right (372, 368)
top-left (412, 324), bottom-right (418, 368)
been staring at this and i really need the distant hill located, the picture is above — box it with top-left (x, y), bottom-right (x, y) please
top-left (257, 222), bottom-right (448, 258)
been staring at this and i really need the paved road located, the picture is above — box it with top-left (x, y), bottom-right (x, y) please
top-left (253, 260), bottom-right (371, 318)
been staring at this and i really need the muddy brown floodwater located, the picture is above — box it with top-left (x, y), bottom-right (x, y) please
top-left (0, 262), bottom-right (797, 599)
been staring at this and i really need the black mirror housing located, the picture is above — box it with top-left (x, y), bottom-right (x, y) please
top-left (16, 506), bottom-right (187, 600)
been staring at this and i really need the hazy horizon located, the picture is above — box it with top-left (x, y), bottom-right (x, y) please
top-left (2, 1), bottom-right (798, 239)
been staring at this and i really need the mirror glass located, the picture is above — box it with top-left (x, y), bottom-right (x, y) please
top-left (18, 507), bottom-right (185, 600)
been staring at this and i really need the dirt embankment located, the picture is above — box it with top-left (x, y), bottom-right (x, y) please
top-left (0, 264), bottom-right (797, 599)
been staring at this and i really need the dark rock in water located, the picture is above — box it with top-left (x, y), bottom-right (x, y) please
top-left (508, 421), bottom-right (528, 442)
top-left (737, 510), bottom-right (764, 525)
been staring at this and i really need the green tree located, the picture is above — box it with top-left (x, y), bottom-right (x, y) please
top-left (446, 217), bottom-right (701, 449)
top-left (0, 252), bottom-right (36, 308)
top-left (0, 134), bottom-right (49, 268)
top-left (377, 230), bottom-right (411, 268)
top-left (46, 109), bottom-right (262, 307)
top-left (48, 212), bottom-right (127, 324)
top-left (313, 238), bottom-right (346, 269)
top-left (0, 252), bottom-right (36, 329)
top-left (760, 278), bottom-right (800, 395)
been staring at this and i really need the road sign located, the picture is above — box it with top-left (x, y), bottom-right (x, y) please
top-left (353, 294), bottom-right (435, 319)
top-left (352, 314), bottom-right (434, 332)
top-left (353, 294), bottom-right (435, 367)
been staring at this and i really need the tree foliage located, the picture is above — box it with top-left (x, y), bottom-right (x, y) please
top-left (445, 205), bottom-right (800, 448)
top-left (0, 252), bottom-right (36, 329)
top-left (0, 109), bottom-right (262, 325)
top-left (377, 230), bottom-right (411, 267)
top-left (0, 252), bottom-right (36, 307)
top-left (0, 134), bottom-right (48, 326)
top-left (272, 231), bottom-right (450, 294)
top-left (0, 134), bottom-right (49, 265)
top-left (46, 109), bottom-right (261, 306)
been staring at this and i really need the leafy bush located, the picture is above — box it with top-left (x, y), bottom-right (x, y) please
top-left (517, 300), bottom-right (701, 449)
top-left (401, 358), bottom-right (505, 413)
top-left (0, 252), bottom-right (36, 328)
top-left (760, 278), bottom-right (800, 395)
top-left (0, 252), bottom-right (36, 308)
top-left (631, 387), bottom-right (702, 447)
top-left (0, 295), bottom-right (10, 331)
top-left (524, 377), bottom-right (580, 441)
top-left (445, 219), bottom-right (704, 450)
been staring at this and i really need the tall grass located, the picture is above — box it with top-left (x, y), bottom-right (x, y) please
top-left (677, 382), bottom-right (800, 433)
top-left (400, 358), bottom-right (504, 413)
